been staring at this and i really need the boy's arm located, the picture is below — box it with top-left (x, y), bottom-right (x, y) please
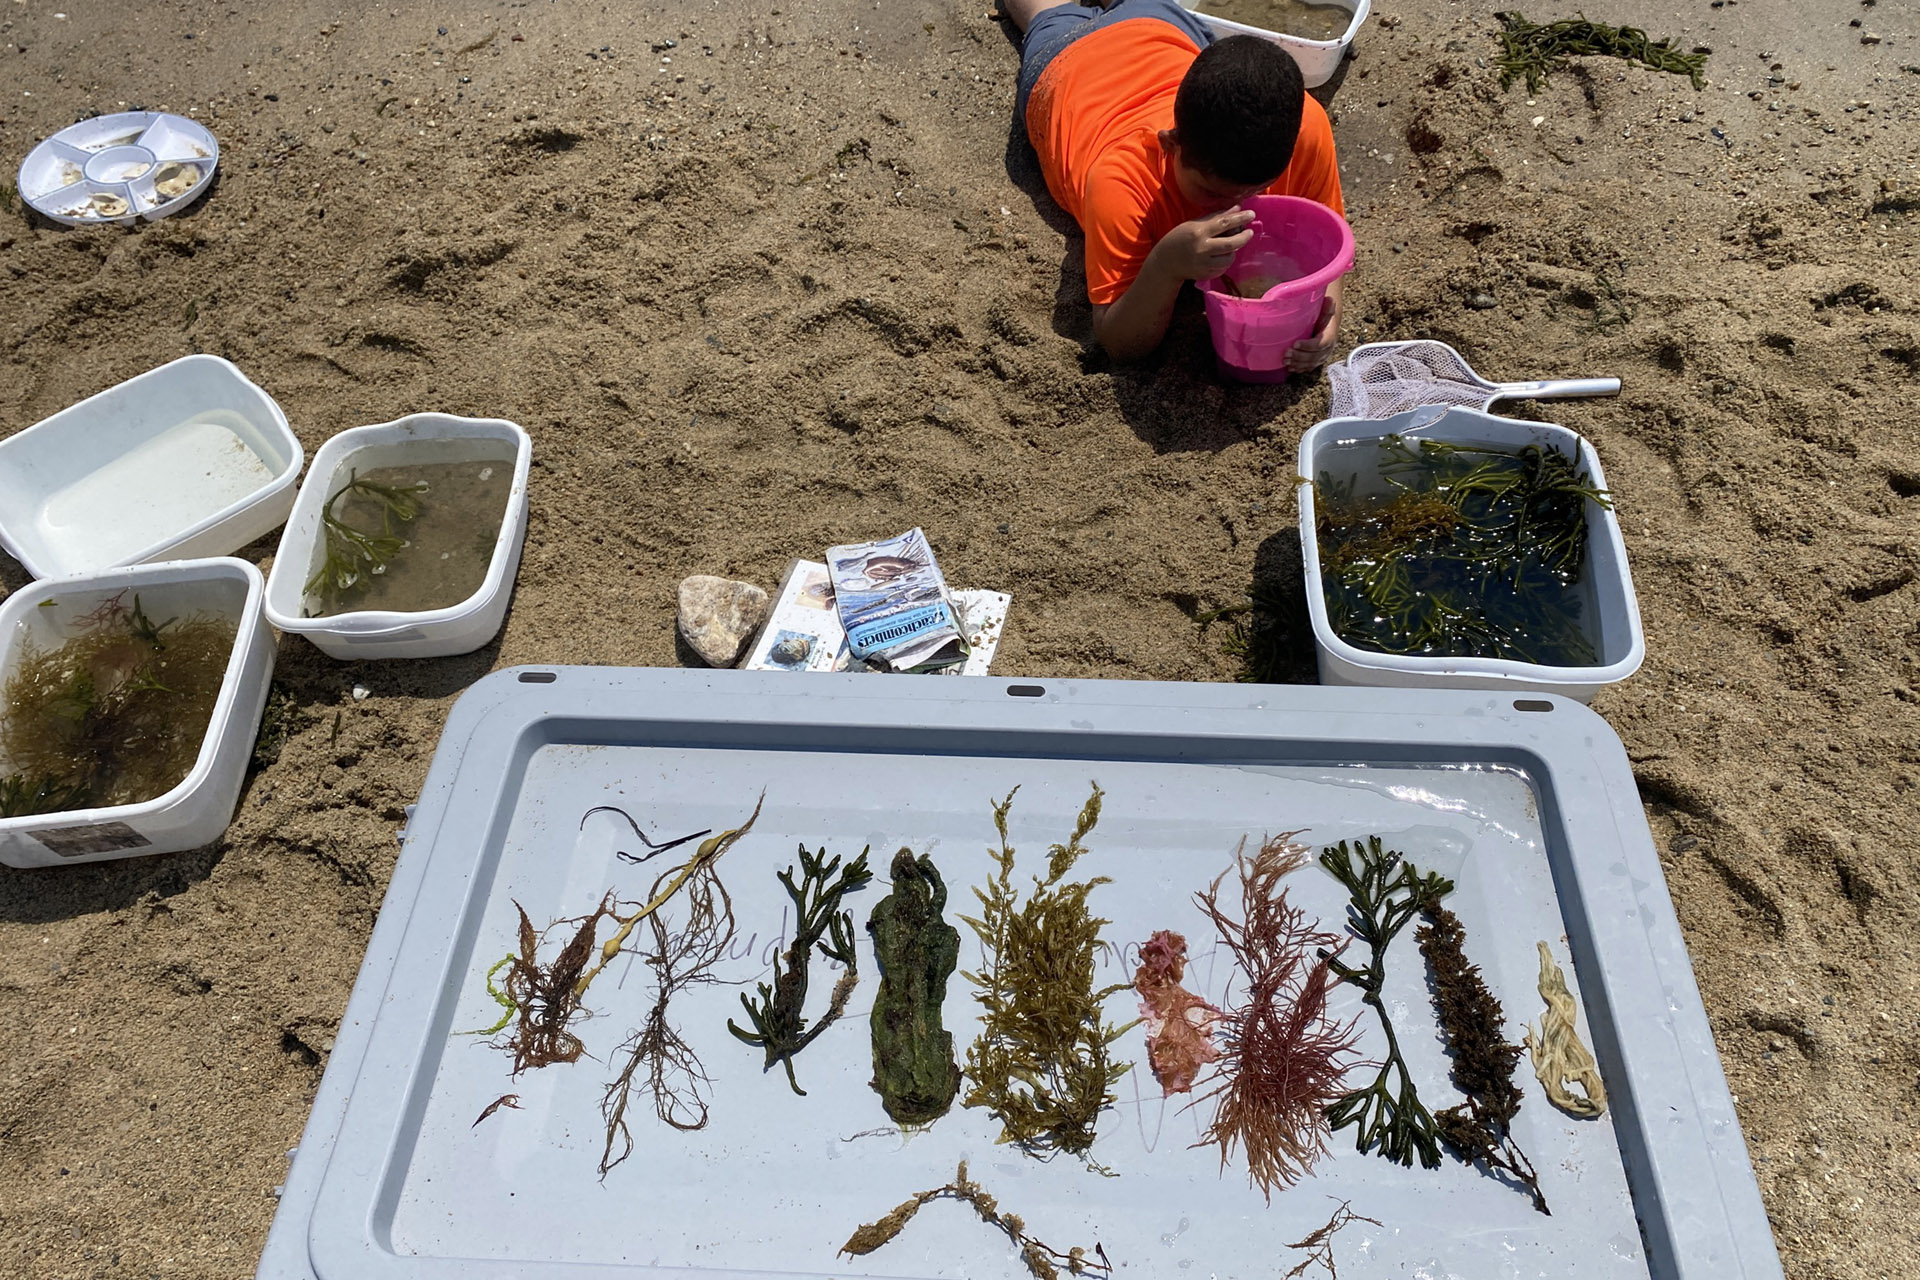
top-left (1090, 208), bottom-right (1255, 362)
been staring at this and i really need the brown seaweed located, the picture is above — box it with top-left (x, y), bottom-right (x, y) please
top-left (1417, 897), bottom-right (1550, 1214)
top-left (839, 1160), bottom-right (1113, 1279)
top-left (867, 847), bottom-right (963, 1126)
top-left (599, 851), bottom-right (735, 1174)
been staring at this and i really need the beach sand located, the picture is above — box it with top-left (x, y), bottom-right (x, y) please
top-left (0, 0), bottom-right (1914, 1275)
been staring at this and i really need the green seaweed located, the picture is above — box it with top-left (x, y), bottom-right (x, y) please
top-left (1494, 11), bottom-right (1709, 93)
top-left (304, 471), bottom-right (429, 607)
top-left (960, 784), bottom-right (1134, 1164)
top-left (1319, 837), bottom-right (1455, 1169)
top-left (1316, 435), bottom-right (1610, 667)
top-left (729, 843), bottom-right (873, 1094)
top-left (867, 847), bottom-right (963, 1126)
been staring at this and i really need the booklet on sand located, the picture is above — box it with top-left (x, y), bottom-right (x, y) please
top-left (740, 557), bottom-right (1009, 677)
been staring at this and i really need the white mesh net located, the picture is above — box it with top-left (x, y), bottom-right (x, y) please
top-left (1326, 341), bottom-right (1498, 419)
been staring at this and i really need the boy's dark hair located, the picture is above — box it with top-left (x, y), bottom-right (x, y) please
top-left (1171, 35), bottom-right (1307, 186)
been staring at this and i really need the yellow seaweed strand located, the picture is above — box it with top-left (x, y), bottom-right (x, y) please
top-left (572, 791), bottom-right (764, 1001)
top-left (1522, 941), bottom-right (1608, 1118)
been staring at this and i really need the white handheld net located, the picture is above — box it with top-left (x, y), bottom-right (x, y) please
top-left (1326, 341), bottom-right (1501, 419)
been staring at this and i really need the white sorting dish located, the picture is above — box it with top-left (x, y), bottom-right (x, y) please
top-left (0, 355), bottom-right (303, 579)
top-left (1298, 406), bottom-right (1646, 703)
top-left (264, 414), bottom-right (532, 660)
top-left (0, 557), bottom-right (275, 868)
top-left (16, 111), bottom-right (219, 226)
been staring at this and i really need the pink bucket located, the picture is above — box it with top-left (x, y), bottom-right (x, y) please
top-left (1198, 195), bottom-right (1355, 383)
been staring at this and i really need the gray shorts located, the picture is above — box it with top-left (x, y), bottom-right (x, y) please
top-left (1015, 0), bottom-right (1217, 121)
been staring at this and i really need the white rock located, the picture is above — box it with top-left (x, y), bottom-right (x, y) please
top-left (676, 575), bottom-right (769, 668)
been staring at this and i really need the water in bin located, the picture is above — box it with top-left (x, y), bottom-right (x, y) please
top-left (1198, 194), bottom-right (1354, 383)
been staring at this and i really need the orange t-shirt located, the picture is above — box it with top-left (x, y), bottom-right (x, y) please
top-left (1026, 19), bottom-right (1344, 307)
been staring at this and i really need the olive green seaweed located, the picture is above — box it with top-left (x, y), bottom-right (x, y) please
top-left (960, 784), bottom-right (1134, 1165)
top-left (867, 847), bottom-right (963, 1126)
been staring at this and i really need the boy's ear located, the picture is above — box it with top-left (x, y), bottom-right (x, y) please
top-left (1158, 127), bottom-right (1180, 158)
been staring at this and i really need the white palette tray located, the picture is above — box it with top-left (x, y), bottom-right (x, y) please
top-left (16, 111), bottom-right (218, 226)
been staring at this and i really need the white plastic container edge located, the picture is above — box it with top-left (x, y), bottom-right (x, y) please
top-left (263, 414), bottom-right (532, 661)
top-left (0, 354), bottom-right (302, 580)
top-left (1297, 406), bottom-right (1647, 703)
top-left (1180, 0), bottom-right (1371, 89)
top-left (0, 557), bottom-right (275, 868)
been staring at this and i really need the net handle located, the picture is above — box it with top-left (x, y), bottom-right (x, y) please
top-left (1487, 377), bottom-right (1621, 401)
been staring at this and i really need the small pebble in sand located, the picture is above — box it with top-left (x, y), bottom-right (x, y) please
top-left (1466, 292), bottom-right (1497, 310)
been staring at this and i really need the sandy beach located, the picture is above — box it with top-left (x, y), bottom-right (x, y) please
top-left (0, 0), bottom-right (1915, 1275)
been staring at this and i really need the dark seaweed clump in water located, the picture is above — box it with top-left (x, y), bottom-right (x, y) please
top-left (1315, 435), bottom-right (1610, 667)
top-left (0, 592), bottom-right (236, 816)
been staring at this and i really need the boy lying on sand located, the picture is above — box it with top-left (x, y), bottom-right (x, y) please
top-left (1007, 0), bottom-right (1345, 366)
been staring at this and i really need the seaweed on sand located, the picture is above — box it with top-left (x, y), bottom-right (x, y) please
top-left (1493, 12), bottom-right (1709, 93)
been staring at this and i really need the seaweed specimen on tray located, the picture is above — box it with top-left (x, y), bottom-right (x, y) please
top-left (839, 1160), bottom-right (1113, 1279)
top-left (600, 850), bottom-right (736, 1174)
top-left (960, 783), bottom-right (1134, 1164)
top-left (1524, 940), bottom-right (1608, 1118)
top-left (470, 794), bottom-right (762, 1074)
top-left (867, 847), bottom-right (963, 1126)
top-left (1319, 836), bottom-right (1454, 1169)
top-left (1192, 834), bottom-right (1360, 1199)
top-left (483, 895), bottom-right (622, 1074)
top-left (1417, 898), bottom-right (1550, 1214)
top-left (572, 793), bottom-right (763, 1004)
top-left (729, 843), bottom-right (873, 1094)
top-left (1131, 929), bottom-right (1221, 1096)
top-left (1282, 1201), bottom-right (1383, 1280)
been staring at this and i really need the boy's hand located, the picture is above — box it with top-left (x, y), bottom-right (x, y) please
top-left (1150, 207), bottom-right (1257, 282)
top-left (1285, 279), bottom-right (1344, 372)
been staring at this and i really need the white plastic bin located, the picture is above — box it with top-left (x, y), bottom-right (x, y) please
top-left (0, 355), bottom-right (302, 579)
top-left (1180, 0), bottom-right (1370, 89)
top-left (264, 414), bottom-right (531, 660)
top-left (1297, 406), bottom-right (1645, 702)
top-left (0, 557), bottom-right (275, 868)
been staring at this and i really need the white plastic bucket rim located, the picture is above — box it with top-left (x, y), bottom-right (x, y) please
top-left (264, 414), bottom-right (531, 643)
top-left (0, 355), bottom-right (302, 580)
top-left (1297, 406), bottom-right (1646, 698)
top-left (0, 557), bottom-right (268, 854)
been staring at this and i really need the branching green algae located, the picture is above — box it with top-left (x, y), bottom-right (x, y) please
top-left (867, 847), bottom-right (962, 1126)
top-left (1319, 837), bottom-right (1454, 1169)
top-left (730, 843), bottom-right (872, 1094)
top-left (960, 784), bottom-right (1133, 1164)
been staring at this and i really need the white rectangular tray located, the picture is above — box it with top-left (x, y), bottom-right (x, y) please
top-left (256, 669), bottom-right (1781, 1280)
